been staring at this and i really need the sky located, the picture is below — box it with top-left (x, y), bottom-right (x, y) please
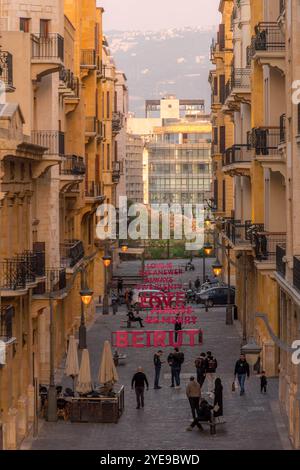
top-left (97, 0), bottom-right (221, 31)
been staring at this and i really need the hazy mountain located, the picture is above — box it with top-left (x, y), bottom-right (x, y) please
top-left (106, 27), bottom-right (217, 116)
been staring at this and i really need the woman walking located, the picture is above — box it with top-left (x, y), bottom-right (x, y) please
top-left (213, 377), bottom-right (223, 420)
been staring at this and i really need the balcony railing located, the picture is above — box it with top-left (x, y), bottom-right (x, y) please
top-left (279, 0), bottom-right (286, 15)
top-left (60, 155), bottom-right (86, 176)
top-left (0, 305), bottom-right (14, 342)
top-left (248, 127), bottom-right (280, 156)
top-left (112, 111), bottom-right (123, 135)
top-left (32, 130), bottom-right (65, 156)
top-left (112, 161), bottom-right (122, 183)
top-left (85, 181), bottom-right (103, 200)
top-left (276, 244), bottom-right (286, 277)
top-left (279, 114), bottom-right (286, 143)
top-left (251, 22), bottom-right (285, 53)
top-left (59, 67), bottom-right (79, 96)
top-left (293, 256), bottom-right (300, 292)
top-left (0, 250), bottom-right (45, 291)
top-left (253, 232), bottom-right (286, 262)
top-left (80, 49), bottom-right (96, 67)
top-left (60, 240), bottom-right (84, 268)
top-left (0, 51), bottom-right (13, 89)
top-left (222, 144), bottom-right (251, 166)
top-left (33, 268), bottom-right (67, 295)
top-left (85, 117), bottom-right (97, 134)
top-left (224, 219), bottom-right (252, 245)
top-left (231, 68), bottom-right (251, 90)
top-left (31, 33), bottom-right (64, 61)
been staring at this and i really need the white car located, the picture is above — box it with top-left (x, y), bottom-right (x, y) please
top-left (132, 289), bottom-right (164, 308)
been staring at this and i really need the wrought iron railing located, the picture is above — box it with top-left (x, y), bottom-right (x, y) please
top-left (253, 232), bottom-right (286, 262)
top-left (293, 256), bottom-right (300, 292)
top-left (279, 114), bottom-right (286, 143)
top-left (222, 144), bottom-right (251, 166)
top-left (31, 33), bottom-right (64, 60)
top-left (0, 249), bottom-right (45, 290)
top-left (248, 127), bottom-right (280, 156)
top-left (0, 305), bottom-right (14, 341)
top-left (80, 49), bottom-right (96, 67)
top-left (33, 268), bottom-right (67, 295)
top-left (112, 161), bottom-right (122, 183)
top-left (224, 219), bottom-right (252, 245)
top-left (60, 155), bottom-right (86, 176)
top-left (59, 67), bottom-right (79, 96)
top-left (279, 0), bottom-right (286, 15)
top-left (112, 111), bottom-right (123, 135)
top-left (231, 67), bottom-right (251, 89)
top-left (32, 130), bottom-right (65, 156)
top-left (276, 244), bottom-right (286, 277)
top-left (85, 181), bottom-right (103, 199)
top-left (60, 240), bottom-right (84, 268)
top-left (251, 22), bottom-right (285, 53)
top-left (0, 51), bottom-right (13, 89)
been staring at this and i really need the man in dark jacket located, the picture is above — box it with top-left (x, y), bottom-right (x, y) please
top-left (168, 347), bottom-right (184, 388)
top-left (195, 352), bottom-right (207, 387)
top-left (174, 315), bottom-right (182, 342)
top-left (234, 353), bottom-right (250, 395)
top-left (153, 350), bottom-right (163, 389)
top-left (205, 351), bottom-right (218, 392)
top-left (131, 367), bottom-right (149, 409)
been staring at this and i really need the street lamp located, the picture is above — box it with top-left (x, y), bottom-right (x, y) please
top-left (241, 337), bottom-right (262, 366)
top-left (120, 242), bottom-right (129, 253)
top-left (202, 243), bottom-right (213, 283)
top-left (79, 271), bottom-right (93, 350)
top-left (212, 261), bottom-right (223, 277)
top-left (204, 215), bottom-right (212, 230)
top-left (102, 253), bottom-right (112, 315)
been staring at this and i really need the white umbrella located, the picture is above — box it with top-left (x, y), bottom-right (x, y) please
top-left (65, 335), bottom-right (79, 390)
top-left (98, 340), bottom-right (119, 385)
top-left (76, 349), bottom-right (93, 394)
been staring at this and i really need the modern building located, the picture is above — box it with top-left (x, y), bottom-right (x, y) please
top-left (0, 0), bottom-right (126, 449)
top-left (209, 0), bottom-right (299, 448)
top-left (125, 134), bottom-right (144, 204)
top-left (128, 96), bottom-right (212, 206)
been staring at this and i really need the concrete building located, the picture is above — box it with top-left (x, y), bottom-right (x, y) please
top-left (209, 0), bottom-right (299, 448)
top-left (125, 134), bottom-right (144, 204)
top-left (0, 0), bottom-right (125, 449)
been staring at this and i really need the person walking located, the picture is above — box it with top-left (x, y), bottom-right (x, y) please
top-left (168, 347), bottom-right (184, 388)
top-left (194, 277), bottom-right (201, 290)
top-left (234, 353), bottom-right (250, 396)
top-left (213, 378), bottom-right (223, 419)
top-left (260, 371), bottom-right (267, 394)
top-left (112, 298), bottom-right (118, 315)
top-left (117, 277), bottom-right (123, 294)
top-left (186, 376), bottom-right (201, 421)
top-left (131, 367), bottom-right (149, 409)
top-left (153, 350), bottom-right (163, 389)
top-left (174, 314), bottom-right (182, 343)
top-left (195, 352), bottom-right (207, 387)
top-left (205, 351), bottom-right (218, 392)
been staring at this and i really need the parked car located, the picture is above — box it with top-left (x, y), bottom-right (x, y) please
top-left (197, 286), bottom-right (235, 307)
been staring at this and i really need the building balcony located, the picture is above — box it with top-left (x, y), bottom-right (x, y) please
top-left (276, 244), bottom-right (286, 277)
top-left (32, 130), bottom-right (65, 157)
top-left (112, 111), bottom-right (123, 135)
top-left (80, 49), bottom-right (96, 69)
top-left (279, 113), bottom-right (286, 144)
top-left (96, 120), bottom-right (105, 143)
top-left (0, 51), bottom-right (14, 92)
top-left (112, 161), bottom-right (122, 183)
top-left (222, 144), bottom-right (252, 174)
top-left (250, 23), bottom-right (285, 72)
top-left (248, 127), bottom-right (281, 158)
top-left (85, 181), bottom-right (105, 204)
top-left (0, 305), bottom-right (14, 343)
top-left (0, 249), bottom-right (45, 295)
top-left (33, 268), bottom-right (67, 296)
top-left (223, 219), bottom-right (253, 248)
top-left (293, 256), bottom-right (300, 292)
top-left (230, 68), bottom-right (251, 98)
top-left (31, 33), bottom-right (64, 80)
top-left (85, 117), bottom-right (97, 141)
top-left (253, 232), bottom-right (286, 265)
top-left (60, 240), bottom-right (84, 269)
top-left (60, 155), bottom-right (86, 176)
top-left (59, 67), bottom-right (79, 97)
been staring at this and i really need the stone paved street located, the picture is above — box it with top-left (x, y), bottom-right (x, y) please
top-left (23, 260), bottom-right (291, 450)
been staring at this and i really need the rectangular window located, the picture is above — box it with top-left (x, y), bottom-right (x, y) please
top-left (213, 77), bottom-right (218, 96)
top-left (107, 143), bottom-right (110, 170)
top-left (106, 91), bottom-right (110, 119)
top-left (20, 17), bottom-right (30, 32)
top-left (219, 75), bottom-right (225, 104)
top-left (40, 19), bottom-right (50, 37)
top-left (220, 126), bottom-right (226, 154)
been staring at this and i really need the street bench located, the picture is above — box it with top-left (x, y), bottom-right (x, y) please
top-left (198, 418), bottom-right (226, 435)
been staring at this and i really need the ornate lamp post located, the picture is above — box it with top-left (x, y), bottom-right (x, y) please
top-left (202, 243), bottom-right (213, 283)
top-left (79, 270), bottom-right (93, 350)
top-left (120, 242), bottom-right (128, 253)
top-left (212, 261), bottom-right (223, 277)
top-left (102, 253), bottom-right (112, 315)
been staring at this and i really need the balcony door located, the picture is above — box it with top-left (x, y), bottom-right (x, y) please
top-left (40, 19), bottom-right (50, 37)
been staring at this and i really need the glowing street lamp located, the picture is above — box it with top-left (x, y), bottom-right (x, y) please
top-left (120, 242), bottom-right (129, 253)
top-left (202, 243), bottom-right (213, 282)
top-left (79, 273), bottom-right (93, 350)
top-left (102, 254), bottom-right (112, 314)
top-left (212, 262), bottom-right (223, 277)
top-left (204, 216), bottom-right (212, 229)
top-left (102, 255), bottom-right (112, 268)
